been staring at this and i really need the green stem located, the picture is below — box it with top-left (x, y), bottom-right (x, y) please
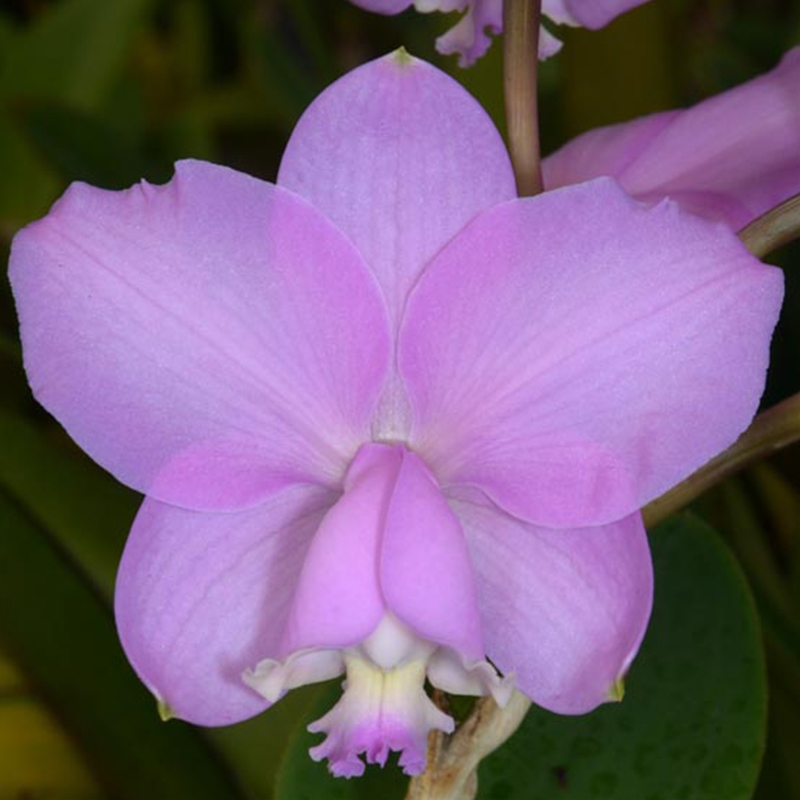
top-left (503, 0), bottom-right (543, 197)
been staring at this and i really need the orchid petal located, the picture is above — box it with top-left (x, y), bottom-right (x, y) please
top-left (281, 443), bottom-right (484, 661)
top-left (538, 24), bottom-right (565, 59)
top-left (544, 48), bottom-right (800, 229)
top-left (434, 0), bottom-right (503, 67)
top-left (426, 648), bottom-right (514, 703)
top-left (349, 0), bottom-right (414, 12)
top-left (400, 179), bottom-right (783, 528)
top-left (10, 160), bottom-right (391, 510)
top-left (380, 448), bottom-right (484, 661)
top-left (114, 486), bottom-right (336, 726)
top-left (543, 111), bottom-right (678, 189)
top-left (278, 52), bottom-right (515, 327)
top-left (276, 445), bottom-right (399, 657)
top-left (452, 497), bottom-right (652, 714)
top-left (545, 0), bottom-right (653, 28)
top-left (307, 656), bottom-right (453, 778)
top-left (348, 1), bottom-right (652, 64)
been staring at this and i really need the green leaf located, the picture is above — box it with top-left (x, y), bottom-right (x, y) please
top-left (0, 642), bottom-right (105, 799)
top-left (718, 479), bottom-right (796, 622)
top-left (244, 9), bottom-right (322, 127)
top-left (274, 514), bottom-right (766, 800)
top-left (16, 103), bottom-right (152, 189)
top-left (0, 0), bottom-right (155, 110)
top-left (210, 684), bottom-right (326, 800)
top-left (0, 410), bottom-right (137, 600)
top-left (559, 1), bottom-right (677, 137)
top-left (717, 480), bottom-right (800, 671)
top-left (0, 12), bottom-right (18, 73)
top-left (478, 514), bottom-right (766, 800)
top-left (285, 0), bottom-right (336, 78)
top-left (0, 109), bottom-right (59, 223)
top-left (755, 671), bottom-right (800, 800)
top-left (0, 348), bottom-right (31, 416)
top-left (0, 332), bottom-right (20, 361)
top-left (0, 490), bottom-right (246, 800)
top-left (749, 463), bottom-right (800, 558)
top-left (274, 682), bottom-right (408, 800)
top-left (171, 0), bottom-right (211, 96)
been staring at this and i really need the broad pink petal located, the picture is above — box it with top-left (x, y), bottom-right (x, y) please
top-left (276, 445), bottom-right (399, 657)
top-left (380, 449), bottom-right (484, 660)
top-left (278, 52), bottom-right (515, 328)
top-left (544, 48), bottom-right (800, 229)
top-left (400, 179), bottom-right (783, 528)
top-left (10, 160), bottom-right (390, 510)
top-left (452, 497), bottom-right (653, 714)
top-left (114, 485), bottom-right (336, 726)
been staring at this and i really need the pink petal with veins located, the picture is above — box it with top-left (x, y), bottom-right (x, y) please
top-left (115, 485), bottom-right (336, 726)
top-left (544, 48), bottom-right (800, 229)
top-left (400, 179), bottom-right (782, 528)
top-left (279, 51), bottom-right (515, 328)
top-left (454, 496), bottom-right (652, 714)
top-left (10, 160), bottom-right (391, 511)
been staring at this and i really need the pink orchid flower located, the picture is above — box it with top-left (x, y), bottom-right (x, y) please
top-left (9, 52), bottom-right (782, 778)
top-left (349, 0), bottom-right (653, 65)
top-left (544, 47), bottom-right (800, 231)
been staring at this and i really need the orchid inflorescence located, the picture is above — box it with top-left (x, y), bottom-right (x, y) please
top-left (349, 0), bottom-right (654, 65)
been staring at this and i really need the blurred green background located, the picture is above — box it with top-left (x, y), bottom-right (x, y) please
top-left (1, 1), bottom-right (800, 798)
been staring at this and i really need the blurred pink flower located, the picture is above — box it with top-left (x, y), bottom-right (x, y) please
top-left (349, 0), bottom-right (653, 65)
top-left (9, 52), bottom-right (782, 777)
top-left (544, 47), bottom-right (800, 230)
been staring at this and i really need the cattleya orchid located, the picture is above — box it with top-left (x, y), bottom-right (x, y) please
top-left (9, 52), bottom-right (784, 778)
top-left (349, 0), bottom-right (653, 64)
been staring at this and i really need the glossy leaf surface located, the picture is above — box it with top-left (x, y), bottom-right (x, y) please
top-left (478, 514), bottom-right (766, 800)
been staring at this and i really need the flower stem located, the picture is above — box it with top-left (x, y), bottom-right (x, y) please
top-left (503, 0), bottom-right (543, 197)
top-left (739, 192), bottom-right (800, 258)
top-left (405, 692), bottom-right (532, 800)
top-left (644, 392), bottom-right (800, 528)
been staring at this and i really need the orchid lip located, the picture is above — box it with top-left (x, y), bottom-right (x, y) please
top-left (244, 614), bottom-right (513, 776)
top-left (238, 441), bottom-right (510, 776)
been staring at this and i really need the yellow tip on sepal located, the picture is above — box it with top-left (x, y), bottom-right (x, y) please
top-left (607, 677), bottom-right (625, 703)
top-left (157, 698), bottom-right (175, 722)
top-left (391, 46), bottom-right (415, 66)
